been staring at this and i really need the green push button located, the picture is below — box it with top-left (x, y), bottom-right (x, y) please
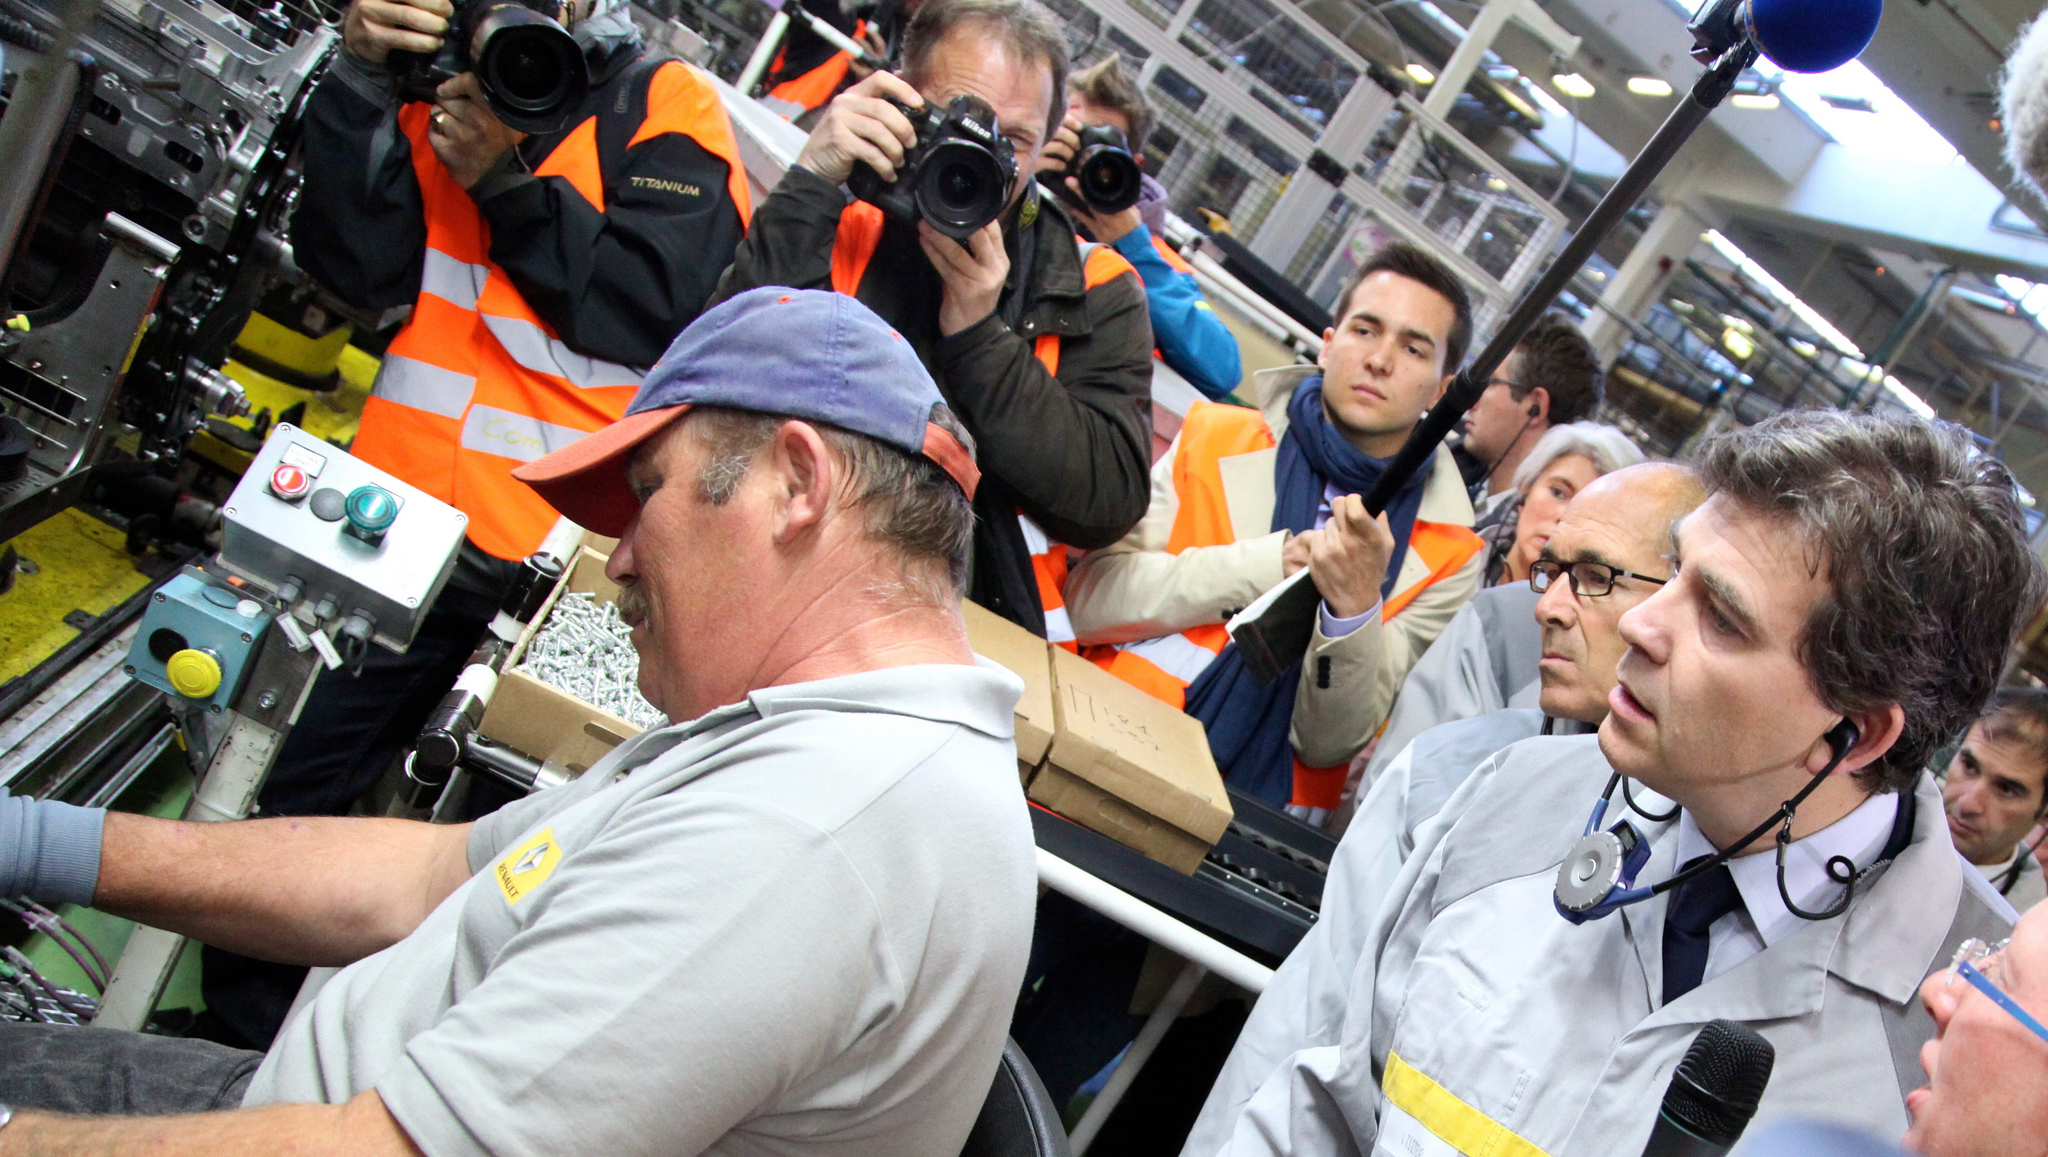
top-left (343, 485), bottom-right (401, 545)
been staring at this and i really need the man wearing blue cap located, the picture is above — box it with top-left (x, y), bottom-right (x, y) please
top-left (0, 289), bottom-right (1038, 1157)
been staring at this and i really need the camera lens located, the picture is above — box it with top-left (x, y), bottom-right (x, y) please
top-left (917, 140), bottom-right (1008, 237)
top-left (480, 24), bottom-right (577, 108)
top-left (469, 2), bottom-right (589, 132)
top-left (1074, 144), bottom-right (1142, 213)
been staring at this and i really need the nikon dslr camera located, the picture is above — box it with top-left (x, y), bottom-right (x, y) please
top-left (390, 0), bottom-right (590, 135)
top-left (847, 95), bottom-right (1016, 239)
top-left (1052, 123), bottom-right (1143, 214)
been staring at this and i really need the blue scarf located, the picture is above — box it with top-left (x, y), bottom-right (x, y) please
top-left (1183, 376), bottom-right (1432, 806)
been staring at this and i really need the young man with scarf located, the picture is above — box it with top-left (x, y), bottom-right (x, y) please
top-left (1064, 243), bottom-right (1482, 811)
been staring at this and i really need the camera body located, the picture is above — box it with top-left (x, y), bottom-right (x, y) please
top-left (1054, 123), bottom-right (1143, 215)
top-left (847, 95), bottom-right (1016, 240)
top-left (392, 0), bottom-right (591, 136)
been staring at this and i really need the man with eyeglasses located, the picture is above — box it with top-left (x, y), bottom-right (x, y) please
top-left (1179, 411), bottom-right (2042, 1157)
top-left (1455, 314), bottom-right (1602, 527)
top-left (1187, 461), bottom-right (1704, 1154)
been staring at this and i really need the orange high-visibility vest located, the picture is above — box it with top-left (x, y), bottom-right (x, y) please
top-left (830, 203), bottom-right (1136, 643)
top-left (354, 62), bottom-right (751, 561)
top-left (766, 20), bottom-right (864, 113)
top-left (1085, 400), bottom-right (1483, 808)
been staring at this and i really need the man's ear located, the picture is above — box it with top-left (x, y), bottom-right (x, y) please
top-left (767, 421), bottom-right (837, 545)
top-left (1317, 330), bottom-right (1334, 370)
top-left (1822, 703), bottom-right (1907, 778)
top-left (1429, 371), bottom-right (1452, 410)
top-left (1529, 385), bottom-right (1551, 424)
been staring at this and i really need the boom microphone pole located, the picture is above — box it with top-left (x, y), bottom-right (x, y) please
top-left (1227, 0), bottom-right (1885, 685)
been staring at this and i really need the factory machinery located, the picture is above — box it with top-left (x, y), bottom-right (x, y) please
top-left (0, 0), bottom-right (401, 1023)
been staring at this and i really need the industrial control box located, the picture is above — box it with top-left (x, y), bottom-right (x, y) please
top-left (125, 571), bottom-right (272, 715)
top-left (219, 426), bottom-right (467, 652)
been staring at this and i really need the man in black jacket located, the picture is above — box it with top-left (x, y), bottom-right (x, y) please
top-left (713, 0), bottom-right (1154, 636)
top-left (200, 0), bottom-right (749, 1051)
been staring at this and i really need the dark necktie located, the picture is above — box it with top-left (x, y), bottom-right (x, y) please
top-left (1661, 856), bottom-right (1744, 1005)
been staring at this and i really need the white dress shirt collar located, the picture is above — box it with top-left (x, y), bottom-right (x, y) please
top-left (1673, 788), bottom-right (1901, 962)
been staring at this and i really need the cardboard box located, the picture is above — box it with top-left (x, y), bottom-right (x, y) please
top-left (1030, 646), bottom-right (1233, 874)
top-left (477, 547), bottom-right (644, 774)
top-left (961, 600), bottom-right (1056, 780)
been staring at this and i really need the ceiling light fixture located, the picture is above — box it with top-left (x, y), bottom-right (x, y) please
top-left (1405, 63), bottom-right (1436, 85)
top-left (1731, 92), bottom-right (1781, 110)
top-left (1552, 73), bottom-right (1596, 99)
top-left (1626, 76), bottom-right (1673, 97)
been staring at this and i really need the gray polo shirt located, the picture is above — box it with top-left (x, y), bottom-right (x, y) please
top-left (243, 659), bottom-right (1038, 1157)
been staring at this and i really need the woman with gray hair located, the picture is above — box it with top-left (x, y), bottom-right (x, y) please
top-left (1479, 421), bottom-right (1646, 585)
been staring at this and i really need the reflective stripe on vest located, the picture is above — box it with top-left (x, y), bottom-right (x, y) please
top-left (355, 62), bottom-right (750, 560)
top-left (828, 213), bottom-right (1136, 640)
top-left (1018, 514), bottom-right (1076, 648)
top-left (1084, 401), bottom-right (1483, 809)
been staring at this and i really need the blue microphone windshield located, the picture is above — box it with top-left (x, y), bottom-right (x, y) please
top-left (1748, 0), bottom-right (1882, 73)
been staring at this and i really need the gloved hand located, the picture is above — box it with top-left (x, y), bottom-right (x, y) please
top-left (0, 791), bottom-right (105, 906)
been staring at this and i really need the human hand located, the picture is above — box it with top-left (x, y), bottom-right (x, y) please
top-left (920, 219), bottom-right (1008, 337)
top-left (430, 73), bottom-right (527, 190)
top-left (846, 25), bottom-right (889, 81)
top-left (1062, 176), bottom-right (1143, 243)
top-left (1304, 494), bottom-right (1394, 619)
top-left (793, 70), bottom-right (924, 185)
top-left (1281, 529), bottom-right (1312, 576)
top-left (342, 0), bottom-right (452, 65)
top-left (1037, 111), bottom-right (1083, 174)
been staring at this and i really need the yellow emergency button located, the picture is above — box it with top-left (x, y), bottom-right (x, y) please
top-left (165, 649), bottom-right (223, 699)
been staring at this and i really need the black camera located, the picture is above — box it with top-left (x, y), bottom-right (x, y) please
top-left (392, 0), bottom-right (591, 136)
top-left (1053, 123), bottom-right (1143, 215)
top-left (847, 95), bottom-right (1016, 240)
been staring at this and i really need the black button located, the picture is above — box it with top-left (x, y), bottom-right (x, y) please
top-left (309, 487), bottom-right (346, 522)
top-left (147, 628), bottom-right (189, 662)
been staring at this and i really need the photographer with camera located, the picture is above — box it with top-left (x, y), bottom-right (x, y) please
top-left (713, 0), bottom-right (1156, 640)
top-left (192, 0), bottom-right (753, 1051)
top-left (1038, 55), bottom-right (1243, 401)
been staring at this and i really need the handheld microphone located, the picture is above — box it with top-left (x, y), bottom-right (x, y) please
top-left (1641, 1020), bottom-right (1776, 1157)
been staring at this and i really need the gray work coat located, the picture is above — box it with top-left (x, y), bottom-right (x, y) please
top-left (1189, 735), bottom-right (2013, 1157)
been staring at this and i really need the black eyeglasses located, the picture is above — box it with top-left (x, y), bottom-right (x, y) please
top-left (1529, 558), bottom-right (1668, 598)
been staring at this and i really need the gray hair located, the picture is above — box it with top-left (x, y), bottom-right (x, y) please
top-left (1698, 410), bottom-right (2047, 793)
top-left (1510, 421), bottom-right (1647, 495)
top-left (902, 0), bottom-right (1070, 139)
top-left (2004, 11), bottom-right (2048, 200)
top-left (685, 407), bottom-right (975, 605)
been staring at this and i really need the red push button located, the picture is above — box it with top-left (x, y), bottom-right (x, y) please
top-left (269, 462), bottom-right (311, 502)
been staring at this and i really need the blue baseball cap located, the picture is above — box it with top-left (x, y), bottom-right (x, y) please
top-left (514, 287), bottom-right (979, 536)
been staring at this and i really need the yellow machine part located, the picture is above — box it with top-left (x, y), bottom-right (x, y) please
top-left (0, 508), bottom-right (154, 683)
top-left (234, 310), bottom-right (353, 378)
top-left (197, 311), bottom-right (381, 473)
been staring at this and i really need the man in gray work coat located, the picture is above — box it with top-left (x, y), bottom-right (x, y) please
top-left (1183, 411), bottom-right (2040, 1156)
top-left (1190, 462), bottom-right (1706, 1155)
top-left (0, 289), bottom-right (1037, 1157)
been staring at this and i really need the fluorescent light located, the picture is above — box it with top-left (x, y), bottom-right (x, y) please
top-left (1702, 229), bottom-right (1863, 357)
top-left (1721, 328), bottom-right (1755, 360)
top-left (1627, 76), bottom-right (1673, 97)
top-left (1405, 63), bottom-right (1436, 85)
top-left (1731, 92), bottom-right (1781, 110)
top-left (1485, 176), bottom-right (1508, 191)
top-left (1552, 73), bottom-right (1595, 99)
top-left (1884, 375), bottom-right (1935, 418)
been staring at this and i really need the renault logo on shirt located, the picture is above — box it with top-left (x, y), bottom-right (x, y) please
top-left (496, 827), bottom-right (563, 905)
